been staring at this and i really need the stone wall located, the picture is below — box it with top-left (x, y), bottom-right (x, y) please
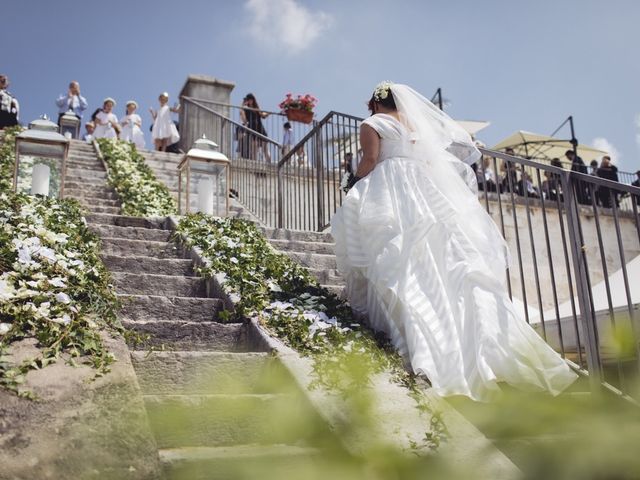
top-left (179, 74), bottom-right (235, 152)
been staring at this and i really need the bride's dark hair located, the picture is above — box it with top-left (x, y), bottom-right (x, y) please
top-left (368, 90), bottom-right (397, 114)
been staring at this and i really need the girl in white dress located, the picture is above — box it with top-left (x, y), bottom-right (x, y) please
top-left (120, 100), bottom-right (145, 149)
top-left (150, 92), bottom-right (180, 151)
top-left (331, 82), bottom-right (577, 402)
top-left (93, 98), bottom-right (120, 139)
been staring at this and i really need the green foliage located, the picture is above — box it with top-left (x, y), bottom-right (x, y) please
top-left (96, 138), bottom-right (176, 217)
top-left (176, 214), bottom-right (446, 448)
top-left (0, 126), bottom-right (22, 193)
top-left (0, 133), bottom-right (121, 396)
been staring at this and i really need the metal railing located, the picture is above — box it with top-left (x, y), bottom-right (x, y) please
top-left (178, 100), bottom-right (640, 399)
top-left (476, 150), bottom-right (640, 400)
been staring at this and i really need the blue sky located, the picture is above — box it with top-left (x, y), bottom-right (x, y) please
top-left (3, 0), bottom-right (639, 172)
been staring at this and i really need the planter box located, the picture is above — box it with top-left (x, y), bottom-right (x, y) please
top-left (285, 109), bottom-right (313, 124)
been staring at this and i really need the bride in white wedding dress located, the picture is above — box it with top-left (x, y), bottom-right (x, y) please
top-left (331, 82), bottom-right (577, 402)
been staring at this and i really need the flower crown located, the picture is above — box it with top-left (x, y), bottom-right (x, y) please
top-left (373, 81), bottom-right (394, 101)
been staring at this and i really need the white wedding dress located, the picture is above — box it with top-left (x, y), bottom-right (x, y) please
top-left (331, 94), bottom-right (577, 402)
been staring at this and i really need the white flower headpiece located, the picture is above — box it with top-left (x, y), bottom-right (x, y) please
top-left (373, 81), bottom-right (394, 101)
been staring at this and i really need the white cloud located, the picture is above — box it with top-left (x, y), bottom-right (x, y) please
top-left (244, 0), bottom-right (333, 54)
top-left (591, 137), bottom-right (621, 164)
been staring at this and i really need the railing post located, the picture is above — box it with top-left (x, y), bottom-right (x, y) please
top-left (561, 170), bottom-right (603, 392)
top-left (314, 130), bottom-right (325, 232)
top-left (277, 164), bottom-right (284, 229)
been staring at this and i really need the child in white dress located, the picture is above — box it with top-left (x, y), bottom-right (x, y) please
top-left (120, 100), bottom-right (145, 149)
top-left (94, 98), bottom-right (119, 139)
top-left (150, 92), bottom-right (179, 151)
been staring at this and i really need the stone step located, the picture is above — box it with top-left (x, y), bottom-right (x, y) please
top-left (145, 393), bottom-right (310, 449)
top-left (66, 168), bottom-right (106, 179)
top-left (261, 227), bottom-right (334, 244)
top-left (101, 254), bottom-right (193, 276)
top-left (131, 351), bottom-right (283, 395)
top-left (159, 445), bottom-right (319, 480)
top-left (112, 271), bottom-right (206, 296)
top-left (92, 224), bottom-right (172, 242)
top-left (284, 251), bottom-right (337, 270)
top-left (119, 294), bottom-right (223, 323)
top-left (69, 197), bottom-right (120, 208)
top-left (269, 238), bottom-right (335, 255)
top-left (123, 320), bottom-right (246, 351)
top-left (86, 205), bottom-right (121, 215)
top-left (65, 175), bottom-right (105, 186)
top-left (306, 268), bottom-right (344, 285)
top-left (64, 185), bottom-right (117, 199)
top-left (66, 161), bottom-right (104, 171)
top-left (100, 237), bottom-right (181, 258)
top-left (85, 213), bottom-right (167, 229)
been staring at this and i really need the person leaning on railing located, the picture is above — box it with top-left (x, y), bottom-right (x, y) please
top-left (630, 171), bottom-right (640, 205)
top-left (240, 93), bottom-right (271, 163)
top-left (596, 155), bottom-right (620, 208)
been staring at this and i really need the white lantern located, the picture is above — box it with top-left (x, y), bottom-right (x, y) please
top-left (178, 135), bottom-right (230, 216)
top-left (59, 110), bottom-right (81, 139)
top-left (14, 116), bottom-right (70, 198)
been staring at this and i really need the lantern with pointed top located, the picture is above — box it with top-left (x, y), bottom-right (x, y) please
top-left (14, 116), bottom-right (70, 198)
top-left (178, 135), bottom-right (230, 216)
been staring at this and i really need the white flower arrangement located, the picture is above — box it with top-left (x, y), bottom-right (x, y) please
top-left (373, 80), bottom-right (394, 101)
top-left (97, 138), bottom-right (176, 217)
top-left (0, 193), bottom-right (119, 394)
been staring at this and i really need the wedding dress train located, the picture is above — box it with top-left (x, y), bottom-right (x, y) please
top-left (331, 103), bottom-right (576, 402)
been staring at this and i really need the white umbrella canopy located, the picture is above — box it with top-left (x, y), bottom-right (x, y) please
top-left (457, 120), bottom-right (491, 137)
top-left (492, 130), bottom-right (608, 164)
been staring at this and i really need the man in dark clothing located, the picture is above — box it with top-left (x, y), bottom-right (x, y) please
top-left (565, 149), bottom-right (590, 205)
top-left (596, 156), bottom-right (619, 208)
top-left (632, 171), bottom-right (640, 204)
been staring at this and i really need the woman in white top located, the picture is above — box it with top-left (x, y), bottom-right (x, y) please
top-left (150, 92), bottom-right (179, 151)
top-left (93, 98), bottom-right (119, 139)
top-left (120, 100), bottom-right (145, 149)
top-left (331, 82), bottom-right (576, 402)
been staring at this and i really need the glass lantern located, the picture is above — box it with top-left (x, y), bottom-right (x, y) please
top-left (14, 116), bottom-right (70, 198)
top-left (59, 110), bottom-right (81, 139)
top-left (178, 136), bottom-right (230, 216)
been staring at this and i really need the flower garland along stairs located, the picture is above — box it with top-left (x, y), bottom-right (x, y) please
top-left (76, 140), bottom-right (330, 479)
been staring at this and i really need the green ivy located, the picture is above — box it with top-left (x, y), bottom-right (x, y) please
top-left (97, 138), bottom-right (176, 217)
top-left (0, 131), bottom-right (121, 396)
top-left (177, 214), bottom-right (448, 448)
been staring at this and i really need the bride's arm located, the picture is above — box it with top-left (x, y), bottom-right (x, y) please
top-left (355, 124), bottom-right (380, 178)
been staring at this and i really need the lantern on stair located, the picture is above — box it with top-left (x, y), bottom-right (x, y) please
top-left (59, 109), bottom-right (81, 139)
top-left (178, 136), bottom-right (230, 216)
top-left (14, 116), bottom-right (70, 198)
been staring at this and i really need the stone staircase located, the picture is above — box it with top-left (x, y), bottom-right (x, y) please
top-left (63, 141), bottom-right (327, 478)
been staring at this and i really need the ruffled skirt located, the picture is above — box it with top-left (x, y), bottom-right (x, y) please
top-left (331, 157), bottom-right (577, 401)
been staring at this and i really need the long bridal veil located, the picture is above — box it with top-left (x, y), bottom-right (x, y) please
top-left (390, 84), bottom-right (511, 281)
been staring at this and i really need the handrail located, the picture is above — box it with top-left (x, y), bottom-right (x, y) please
top-left (182, 96), bottom-right (285, 117)
top-left (277, 110), bottom-right (364, 168)
top-left (482, 148), bottom-right (640, 195)
top-left (182, 97), bottom-right (281, 147)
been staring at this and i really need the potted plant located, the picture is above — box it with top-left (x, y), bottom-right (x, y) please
top-left (279, 93), bottom-right (317, 124)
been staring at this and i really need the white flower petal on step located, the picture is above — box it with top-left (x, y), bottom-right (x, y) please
top-left (0, 278), bottom-right (16, 301)
top-left (55, 292), bottom-right (71, 304)
top-left (49, 277), bottom-right (66, 288)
